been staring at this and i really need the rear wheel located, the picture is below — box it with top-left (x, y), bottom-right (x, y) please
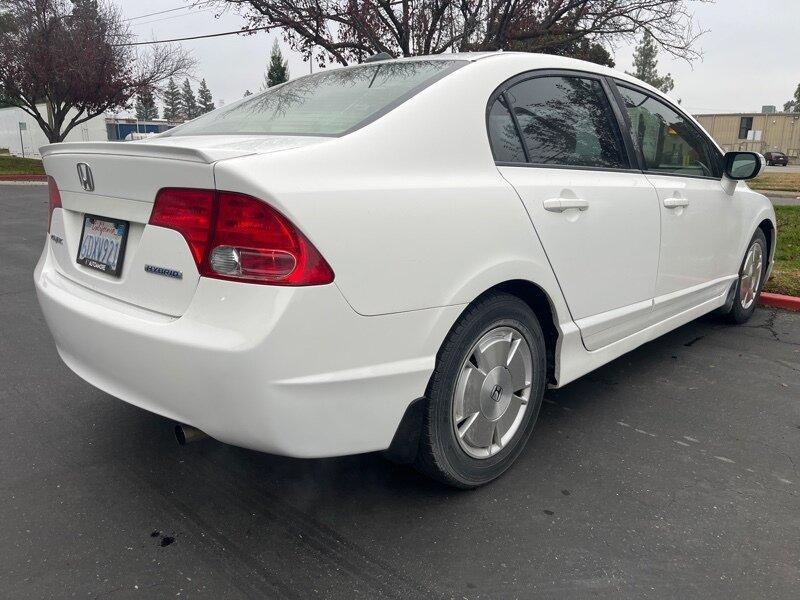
top-left (415, 292), bottom-right (547, 488)
top-left (724, 229), bottom-right (767, 324)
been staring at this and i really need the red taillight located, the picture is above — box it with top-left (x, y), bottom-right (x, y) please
top-left (47, 176), bottom-right (62, 231)
top-left (148, 188), bottom-right (215, 265)
top-left (148, 188), bottom-right (334, 286)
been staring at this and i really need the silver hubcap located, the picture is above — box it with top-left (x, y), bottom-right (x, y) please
top-left (452, 326), bottom-right (533, 459)
top-left (740, 241), bottom-right (764, 309)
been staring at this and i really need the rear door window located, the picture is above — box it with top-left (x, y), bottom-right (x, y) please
top-left (503, 76), bottom-right (628, 169)
top-left (617, 85), bottom-right (722, 178)
top-left (488, 95), bottom-right (526, 163)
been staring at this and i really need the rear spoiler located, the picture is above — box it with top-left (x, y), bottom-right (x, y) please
top-left (39, 141), bottom-right (254, 164)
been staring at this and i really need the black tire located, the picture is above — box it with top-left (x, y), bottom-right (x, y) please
top-left (414, 292), bottom-right (547, 488)
top-left (724, 229), bottom-right (768, 324)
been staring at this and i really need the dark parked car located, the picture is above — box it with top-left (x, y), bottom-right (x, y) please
top-left (764, 151), bottom-right (789, 166)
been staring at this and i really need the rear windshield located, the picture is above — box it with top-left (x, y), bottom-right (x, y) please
top-left (163, 60), bottom-right (465, 138)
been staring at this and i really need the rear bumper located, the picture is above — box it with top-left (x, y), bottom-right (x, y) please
top-left (34, 242), bottom-right (462, 457)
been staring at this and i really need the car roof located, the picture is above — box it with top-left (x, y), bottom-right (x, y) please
top-left (378, 51), bottom-right (667, 98)
top-left (385, 52), bottom-right (501, 62)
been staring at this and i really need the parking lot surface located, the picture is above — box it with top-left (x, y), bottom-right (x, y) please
top-left (2, 184), bottom-right (799, 599)
top-left (765, 164), bottom-right (800, 174)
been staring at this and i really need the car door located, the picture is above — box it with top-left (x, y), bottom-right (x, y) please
top-left (490, 72), bottom-right (661, 351)
top-left (612, 83), bottom-right (745, 320)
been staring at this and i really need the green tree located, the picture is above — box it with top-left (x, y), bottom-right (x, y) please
top-left (517, 37), bottom-right (614, 67)
top-left (784, 84), bottom-right (800, 113)
top-left (626, 32), bottom-right (675, 93)
top-left (162, 77), bottom-right (182, 122)
top-left (197, 78), bottom-right (215, 113)
top-left (135, 86), bottom-right (159, 120)
top-left (181, 78), bottom-right (199, 119)
top-left (264, 39), bottom-right (289, 88)
top-left (566, 39), bottom-right (615, 68)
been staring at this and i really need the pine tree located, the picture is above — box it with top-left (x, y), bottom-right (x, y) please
top-left (70, 0), bottom-right (103, 28)
top-left (181, 79), bottom-right (199, 120)
top-left (784, 84), bottom-right (800, 113)
top-left (162, 77), bottom-right (182, 122)
top-left (197, 79), bottom-right (215, 114)
top-left (264, 39), bottom-right (289, 89)
top-left (516, 37), bottom-right (614, 68)
top-left (135, 86), bottom-right (159, 121)
top-left (626, 32), bottom-right (674, 94)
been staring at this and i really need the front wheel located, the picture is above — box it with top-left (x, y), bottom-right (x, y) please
top-left (414, 292), bottom-right (547, 488)
top-left (724, 229), bottom-right (768, 324)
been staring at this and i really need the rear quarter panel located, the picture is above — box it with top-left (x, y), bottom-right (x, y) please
top-left (213, 56), bottom-right (571, 321)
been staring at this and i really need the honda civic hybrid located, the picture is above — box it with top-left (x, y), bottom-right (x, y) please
top-left (35, 52), bottom-right (775, 487)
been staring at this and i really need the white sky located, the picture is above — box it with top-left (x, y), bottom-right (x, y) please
top-left (117, 0), bottom-right (800, 116)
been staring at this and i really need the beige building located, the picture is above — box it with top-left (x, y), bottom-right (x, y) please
top-left (694, 112), bottom-right (800, 161)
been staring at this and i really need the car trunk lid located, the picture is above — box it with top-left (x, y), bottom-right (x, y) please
top-left (41, 136), bottom-right (328, 316)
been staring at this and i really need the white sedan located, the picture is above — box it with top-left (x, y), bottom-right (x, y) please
top-left (35, 52), bottom-right (775, 488)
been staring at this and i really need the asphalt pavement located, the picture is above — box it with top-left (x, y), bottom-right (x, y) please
top-left (764, 165), bottom-right (800, 174)
top-left (761, 164), bottom-right (800, 205)
top-left (2, 184), bottom-right (799, 599)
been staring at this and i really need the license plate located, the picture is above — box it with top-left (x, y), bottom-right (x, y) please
top-left (76, 215), bottom-right (129, 277)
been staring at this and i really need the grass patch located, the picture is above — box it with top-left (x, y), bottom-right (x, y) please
top-left (750, 172), bottom-right (800, 193)
top-left (766, 206), bottom-right (800, 296)
top-left (0, 155), bottom-right (44, 175)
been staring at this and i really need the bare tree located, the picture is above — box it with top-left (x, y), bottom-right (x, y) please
top-left (0, 0), bottom-right (195, 142)
top-left (212, 0), bottom-right (709, 66)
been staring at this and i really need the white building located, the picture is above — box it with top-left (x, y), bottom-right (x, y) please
top-left (0, 103), bottom-right (109, 158)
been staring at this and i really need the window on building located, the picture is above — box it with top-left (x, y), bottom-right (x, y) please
top-left (738, 116), bottom-right (753, 140)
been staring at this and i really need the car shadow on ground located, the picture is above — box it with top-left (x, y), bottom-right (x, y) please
top-left (102, 310), bottom-right (752, 500)
top-left (12, 305), bottom-right (798, 598)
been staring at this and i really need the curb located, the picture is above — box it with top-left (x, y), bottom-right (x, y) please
top-left (760, 292), bottom-right (800, 312)
top-left (753, 189), bottom-right (800, 198)
top-left (0, 174), bottom-right (46, 182)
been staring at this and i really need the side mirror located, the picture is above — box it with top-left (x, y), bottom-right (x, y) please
top-left (723, 151), bottom-right (765, 180)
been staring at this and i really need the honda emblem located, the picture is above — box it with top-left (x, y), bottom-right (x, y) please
top-left (76, 163), bottom-right (94, 192)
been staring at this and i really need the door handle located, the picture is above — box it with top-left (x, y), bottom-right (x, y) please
top-left (543, 198), bottom-right (589, 212)
top-left (663, 197), bottom-right (690, 208)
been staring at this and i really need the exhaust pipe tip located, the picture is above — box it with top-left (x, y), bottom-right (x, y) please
top-left (174, 423), bottom-right (208, 446)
